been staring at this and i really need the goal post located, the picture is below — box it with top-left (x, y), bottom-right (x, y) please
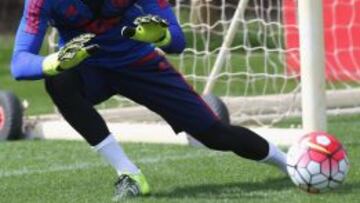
top-left (298, 0), bottom-right (327, 131)
top-left (203, 0), bottom-right (250, 95)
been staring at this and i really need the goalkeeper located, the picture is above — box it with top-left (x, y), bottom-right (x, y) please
top-left (11, 0), bottom-right (288, 200)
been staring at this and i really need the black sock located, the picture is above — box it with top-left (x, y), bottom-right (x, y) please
top-left (192, 121), bottom-right (269, 160)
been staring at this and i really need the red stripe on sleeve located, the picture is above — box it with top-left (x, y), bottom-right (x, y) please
top-left (25, 0), bottom-right (45, 34)
top-left (157, 0), bottom-right (169, 8)
top-left (111, 0), bottom-right (130, 8)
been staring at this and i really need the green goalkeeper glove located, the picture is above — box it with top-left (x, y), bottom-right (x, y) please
top-left (42, 33), bottom-right (99, 76)
top-left (121, 15), bottom-right (171, 47)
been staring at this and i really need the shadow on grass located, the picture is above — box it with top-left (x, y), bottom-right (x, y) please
top-left (151, 177), bottom-right (360, 200)
top-left (331, 180), bottom-right (360, 194)
top-left (152, 177), bottom-right (292, 200)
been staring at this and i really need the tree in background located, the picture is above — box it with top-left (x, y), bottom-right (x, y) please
top-left (0, 0), bottom-right (23, 33)
top-left (189, 0), bottom-right (280, 27)
top-left (190, 0), bottom-right (237, 28)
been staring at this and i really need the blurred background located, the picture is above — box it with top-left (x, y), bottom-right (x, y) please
top-left (0, 0), bottom-right (23, 33)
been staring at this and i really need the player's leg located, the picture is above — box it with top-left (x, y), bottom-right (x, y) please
top-left (191, 121), bottom-right (287, 172)
top-left (110, 58), bottom-right (287, 173)
top-left (44, 68), bottom-right (149, 197)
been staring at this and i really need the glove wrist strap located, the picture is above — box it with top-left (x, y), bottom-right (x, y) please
top-left (42, 53), bottom-right (61, 76)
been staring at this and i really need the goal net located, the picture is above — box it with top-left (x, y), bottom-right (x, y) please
top-left (174, 0), bottom-right (299, 126)
top-left (169, 0), bottom-right (360, 126)
top-left (41, 0), bottom-right (360, 144)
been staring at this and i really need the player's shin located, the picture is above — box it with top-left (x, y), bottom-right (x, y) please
top-left (192, 121), bottom-right (287, 174)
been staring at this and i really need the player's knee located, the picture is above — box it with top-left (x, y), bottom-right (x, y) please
top-left (45, 73), bottom-right (82, 102)
top-left (45, 78), bottom-right (69, 99)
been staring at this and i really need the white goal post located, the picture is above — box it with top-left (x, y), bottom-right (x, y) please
top-left (31, 0), bottom-right (360, 146)
top-left (297, 0), bottom-right (326, 131)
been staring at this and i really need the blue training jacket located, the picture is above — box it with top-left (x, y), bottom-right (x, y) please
top-left (11, 0), bottom-right (186, 80)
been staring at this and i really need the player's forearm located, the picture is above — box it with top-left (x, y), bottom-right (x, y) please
top-left (160, 25), bottom-right (186, 54)
top-left (11, 15), bottom-right (48, 80)
top-left (11, 51), bottom-right (45, 80)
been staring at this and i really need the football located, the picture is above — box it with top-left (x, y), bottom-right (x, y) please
top-left (287, 132), bottom-right (350, 193)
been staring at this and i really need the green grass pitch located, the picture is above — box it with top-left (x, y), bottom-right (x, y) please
top-left (0, 115), bottom-right (359, 203)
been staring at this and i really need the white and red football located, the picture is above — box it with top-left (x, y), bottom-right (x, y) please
top-left (287, 131), bottom-right (350, 193)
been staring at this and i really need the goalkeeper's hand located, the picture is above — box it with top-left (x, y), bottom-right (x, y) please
top-left (42, 33), bottom-right (99, 76)
top-left (121, 15), bottom-right (171, 47)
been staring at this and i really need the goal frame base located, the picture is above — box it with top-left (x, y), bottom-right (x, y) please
top-left (28, 119), bottom-right (304, 147)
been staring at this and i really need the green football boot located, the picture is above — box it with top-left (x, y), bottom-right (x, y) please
top-left (113, 171), bottom-right (150, 201)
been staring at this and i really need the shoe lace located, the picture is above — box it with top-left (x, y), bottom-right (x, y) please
top-left (114, 175), bottom-right (140, 198)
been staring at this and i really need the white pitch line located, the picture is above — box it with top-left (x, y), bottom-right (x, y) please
top-left (0, 152), bottom-right (222, 179)
top-left (0, 162), bottom-right (104, 178)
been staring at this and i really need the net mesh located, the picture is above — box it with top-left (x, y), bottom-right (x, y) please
top-left (170, 0), bottom-right (300, 125)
